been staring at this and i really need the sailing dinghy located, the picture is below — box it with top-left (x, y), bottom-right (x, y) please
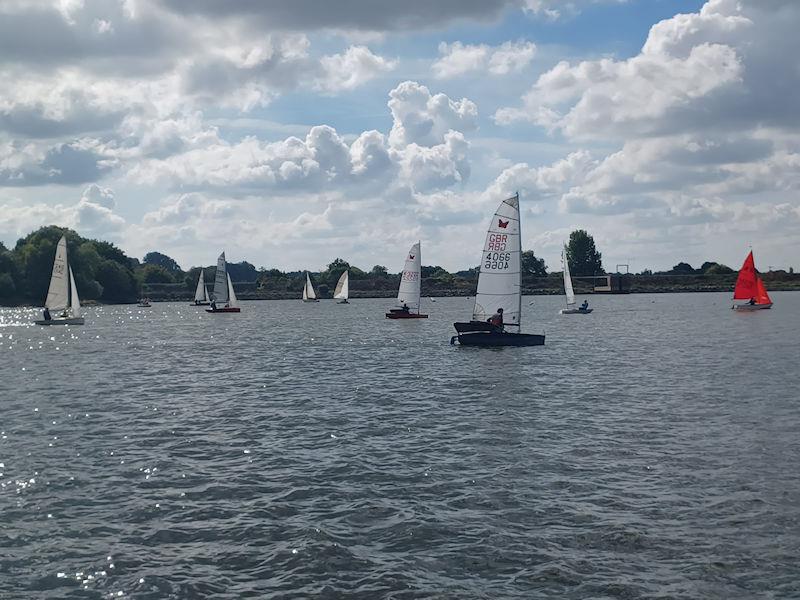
top-left (452, 194), bottom-right (544, 346)
top-left (334, 270), bottom-right (350, 304)
top-left (206, 252), bottom-right (241, 313)
top-left (732, 251), bottom-right (773, 310)
top-left (386, 242), bottom-right (428, 319)
top-left (559, 245), bottom-right (592, 314)
top-left (35, 235), bottom-right (85, 326)
top-left (302, 272), bottom-right (320, 302)
top-left (190, 269), bottom-right (211, 305)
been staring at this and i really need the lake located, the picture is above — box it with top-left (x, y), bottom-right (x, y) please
top-left (1, 292), bottom-right (799, 599)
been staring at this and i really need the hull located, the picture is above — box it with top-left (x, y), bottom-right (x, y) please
top-left (386, 310), bottom-right (428, 319)
top-left (302, 299), bottom-right (320, 303)
top-left (138, 303), bottom-right (151, 308)
top-left (733, 303), bottom-right (772, 311)
top-left (452, 321), bottom-right (544, 346)
top-left (35, 317), bottom-right (85, 326)
top-left (190, 301), bottom-right (211, 306)
top-left (205, 307), bottom-right (241, 313)
top-left (560, 308), bottom-right (593, 314)
top-left (337, 299), bottom-right (349, 304)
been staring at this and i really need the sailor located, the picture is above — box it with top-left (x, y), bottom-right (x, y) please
top-left (580, 299), bottom-right (589, 310)
top-left (401, 303), bottom-right (410, 313)
top-left (748, 298), bottom-right (756, 305)
top-left (43, 307), bottom-right (52, 321)
top-left (487, 307), bottom-right (504, 332)
top-left (210, 299), bottom-right (217, 310)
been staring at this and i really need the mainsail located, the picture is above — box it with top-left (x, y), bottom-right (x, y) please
top-left (397, 242), bottom-right (422, 310)
top-left (733, 251), bottom-right (758, 300)
top-left (303, 272), bottom-right (317, 300)
top-left (213, 252), bottom-right (229, 303)
top-left (194, 269), bottom-right (208, 302)
top-left (472, 194), bottom-right (522, 327)
top-left (333, 270), bottom-right (349, 300)
top-left (226, 273), bottom-right (239, 308)
top-left (45, 236), bottom-right (69, 312)
top-left (562, 246), bottom-right (576, 307)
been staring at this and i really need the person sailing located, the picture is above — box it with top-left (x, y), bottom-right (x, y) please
top-left (210, 298), bottom-right (217, 310)
top-left (400, 302), bottom-right (410, 313)
top-left (43, 307), bottom-right (52, 321)
top-left (487, 307), bottom-right (504, 332)
top-left (580, 299), bottom-right (589, 311)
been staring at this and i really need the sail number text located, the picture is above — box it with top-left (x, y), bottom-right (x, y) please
top-left (402, 271), bottom-right (419, 282)
top-left (485, 252), bottom-right (511, 270)
top-left (487, 234), bottom-right (507, 251)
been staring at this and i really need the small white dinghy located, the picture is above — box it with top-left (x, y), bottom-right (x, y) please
top-left (559, 245), bottom-right (592, 314)
top-left (334, 270), bottom-right (349, 304)
top-left (302, 272), bottom-right (320, 302)
top-left (35, 235), bottom-right (85, 326)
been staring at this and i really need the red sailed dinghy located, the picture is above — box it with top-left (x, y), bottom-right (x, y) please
top-left (386, 241), bottom-right (428, 319)
top-left (732, 251), bottom-right (772, 310)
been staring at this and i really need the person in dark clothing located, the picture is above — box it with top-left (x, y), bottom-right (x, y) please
top-left (43, 307), bottom-right (52, 321)
top-left (748, 298), bottom-right (756, 305)
top-left (487, 307), bottom-right (504, 332)
top-left (401, 303), bottom-right (410, 313)
top-left (580, 299), bottom-right (589, 310)
top-left (210, 299), bottom-right (217, 310)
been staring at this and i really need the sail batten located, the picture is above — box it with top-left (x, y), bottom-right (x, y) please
top-left (333, 270), bottom-right (349, 300)
top-left (396, 242), bottom-right (422, 310)
top-left (472, 195), bottom-right (522, 326)
top-left (213, 252), bottom-right (229, 303)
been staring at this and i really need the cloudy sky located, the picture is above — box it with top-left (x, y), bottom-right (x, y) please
top-left (1, 0), bottom-right (798, 272)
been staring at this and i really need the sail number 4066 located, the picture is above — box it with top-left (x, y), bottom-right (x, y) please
top-left (485, 252), bottom-right (510, 270)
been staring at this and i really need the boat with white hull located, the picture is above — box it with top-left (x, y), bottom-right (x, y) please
top-left (35, 235), bottom-right (85, 326)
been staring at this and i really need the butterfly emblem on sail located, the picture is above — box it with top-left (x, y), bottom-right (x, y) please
top-left (498, 219), bottom-right (509, 229)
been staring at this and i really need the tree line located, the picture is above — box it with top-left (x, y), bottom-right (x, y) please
top-left (4, 224), bottom-right (773, 305)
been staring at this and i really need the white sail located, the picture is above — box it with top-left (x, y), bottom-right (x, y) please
top-left (562, 246), bottom-right (576, 306)
top-left (226, 273), bottom-right (239, 308)
top-left (194, 269), bottom-right (206, 302)
top-left (68, 265), bottom-right (81, 318)
top-left (396, 241), bottom-right (421, 310)
top-left (472, 195), bottom-right (522, 327)
top-left (45, 236), bottom-right (69, 312)
top-left (213, 252), bottom-right (229, 303)
top-left (333, 270), bottom-right (349, 300)
top-left (303, 272), bottom-right (317, 300)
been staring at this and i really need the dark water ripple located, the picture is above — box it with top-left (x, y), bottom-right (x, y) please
top-left (2, 293), bottom-right (799, 599)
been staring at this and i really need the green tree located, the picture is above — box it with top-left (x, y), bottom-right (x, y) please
top-left (670, 262), bottom-right (695, 274)
top-left (137, 264), bottom-right (175, 284)
top-left (96, 260), bottom-right (138, 303)
top-left (323, 258), bottom-right (351, 285)
top-left (521, 251), bottom-right (547, 277)
top-left (371, 265), bottom-right (388, 277)
top-left (566, 230), bottom-right (603, 276)
top-left (0, 273), bottom-right (17, 299)
top-left (705, 263), bottom-right (734, 275)
top-left (143, 251), bottom-right (183, 273)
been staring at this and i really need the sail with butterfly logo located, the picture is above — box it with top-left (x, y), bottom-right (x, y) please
top-left (386, 241), bottom-right (428, 319)
top-left (35, 235), bottom-right (85, 326)
top-left (452, 193), bottom-right (544, 346)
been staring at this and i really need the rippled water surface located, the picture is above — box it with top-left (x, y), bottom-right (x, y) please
top-left (2, 293), bottom-right (799, 599)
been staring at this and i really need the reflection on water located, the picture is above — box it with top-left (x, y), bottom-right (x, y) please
top-left (1, 293), bottom-right (799, 598)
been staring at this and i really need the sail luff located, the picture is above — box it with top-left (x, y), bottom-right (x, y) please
top-left (68, 265), bottom-right (81, 318)
top-left (472, 195), bottom-right (522, 326)
top-left (213, 252), bottom-right (229, 303)
top-left (733, 251), bottom-right (758, 300)
top-left (333, 270), bottom-right (349, 300)
top-left (396, 241), bottom-right (422, 310)
top-left (45, 236), bottom-right (70, 312)
top-left (562, 246), bottom-right (576, 306)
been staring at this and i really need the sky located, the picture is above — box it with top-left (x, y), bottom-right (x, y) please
top-left (1, 0), bottom-right (798, 273)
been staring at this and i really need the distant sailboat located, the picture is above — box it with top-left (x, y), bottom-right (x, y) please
top-left (452, 193), bottom-right (544, 346)
top-left (302, 272), bottom-right (320, 302)
top-left (35, 235), bottom-right (85, 326)
top-left (559, 245), bottom-right (592, 314)
top-left (191, 269), bottom-right (211, 306)
top-left (386, 241), bottom-right (428, 319)
top-left (732, 250), bottom-right (773, 310)
top-left (334, 270), bottom-right (349, 304)
top-left (206, 252), bottom-right (241, 313)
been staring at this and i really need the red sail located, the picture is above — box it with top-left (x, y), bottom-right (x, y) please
top-left (755, 276), bottom-right (772, 305)
top-left (733, 251), bottom-right (758, 300)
